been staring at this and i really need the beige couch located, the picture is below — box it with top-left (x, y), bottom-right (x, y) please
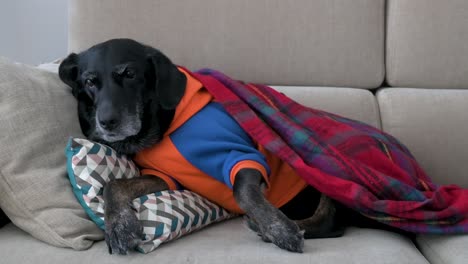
top-left (1, 1), bottom-right (468, 263)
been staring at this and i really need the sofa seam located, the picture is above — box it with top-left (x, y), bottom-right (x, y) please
top-left (417, 237), bottom-right (448, 264)
top-left (385, 0), bottom-right (398, 87)
top-left (378, 0), bottom-right (387, 89)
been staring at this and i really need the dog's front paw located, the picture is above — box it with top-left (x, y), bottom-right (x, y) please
top-left (263, 218), bottom-right (305, 253)
top-left (105, 206), bottom-right (143, 255)
top-left (246, 212), bottom-right (305, 252)
top-left (243, 215), bottom-right (272, 243)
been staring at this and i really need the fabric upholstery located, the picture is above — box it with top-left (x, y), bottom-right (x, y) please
top-left (68, 0), bottom-right (385, 88)
top-left (272, 86), bottom-right (381, 128)
top-left (5, 1), bottom-right (468, 262)
top-left (377, 88), bottom-right (468, 187)
top-left (0, 219), bottom-right (430, 264)
top-left (386, 0), bottom-right (468, 88)
top-left (416, 234), bottom-right (468, 264)
top-left (0, 58), bottom-right (103, 250)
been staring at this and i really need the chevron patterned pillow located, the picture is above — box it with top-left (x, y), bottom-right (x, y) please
top-left (65, 138), bottom-right (235, 253)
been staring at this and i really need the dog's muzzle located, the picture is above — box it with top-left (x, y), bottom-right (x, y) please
top-left (95, 111), bottom-right (142, 142)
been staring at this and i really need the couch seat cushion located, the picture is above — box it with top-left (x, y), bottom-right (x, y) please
top-left (416, 234), bottom-right (468, 264)
top-left (0, 218), bottom-right (429, 264)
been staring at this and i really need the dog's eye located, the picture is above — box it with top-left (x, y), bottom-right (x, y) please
top-left (124, 69), bottom-right (135, 79)
top-left (85, 79), bottom-right (95, 88)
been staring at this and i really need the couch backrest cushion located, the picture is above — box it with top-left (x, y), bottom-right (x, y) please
top-left (377, 88), bottom-right (468, 187)
top-left (69, 0), bottom-right (385, 88)
top-left (273, 86), bottom-right (381, 129)
top-left (387, 0), bottom-right (468, 89)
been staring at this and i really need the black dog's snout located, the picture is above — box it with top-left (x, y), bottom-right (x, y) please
top-left (98, 112), bottom-right (120, 131)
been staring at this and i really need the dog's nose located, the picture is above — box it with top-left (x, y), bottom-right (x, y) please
top-left (98, 114), bottom-right (120, 131)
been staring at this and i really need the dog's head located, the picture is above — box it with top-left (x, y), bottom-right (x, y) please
top-left (59, 38), bottom-right (186, 154)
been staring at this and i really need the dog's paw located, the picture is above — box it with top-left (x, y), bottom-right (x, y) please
top-left (105, 206), bottom-right (143, 255)
top-left (245, 211), bottom-right (305, 252)
top-left (263, 219), bottom-right (305, 253)
top-left (243, 215), bottom-right (272, 243)
top-left (258, 213), bottom-right (305, 253)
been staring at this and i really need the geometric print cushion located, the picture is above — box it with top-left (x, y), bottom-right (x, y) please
top-left (65, 137), bottom-right (235, 253)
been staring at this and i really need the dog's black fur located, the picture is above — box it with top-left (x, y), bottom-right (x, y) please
top-left (59, 39), bottom-right (403, 255)
top-left (0, 209), bottom-right (10, 228)
top-left (59, 40), bottom-right (183, 155)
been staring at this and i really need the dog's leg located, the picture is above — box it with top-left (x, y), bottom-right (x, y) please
top-left (103, 175), bottom-right (169, 254)
top-left (295, 194), bottom-right (345, 238)
top-left (233, 168), bottom-right (305, 253)
top-left (246, 193), bottom-right (344, 239)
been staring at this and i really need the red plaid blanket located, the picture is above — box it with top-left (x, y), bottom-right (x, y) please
top-left (190, 68), bottom-right (468, 234)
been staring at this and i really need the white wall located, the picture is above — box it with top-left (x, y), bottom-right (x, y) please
top-left (0, 0), bottom-right (68, 65)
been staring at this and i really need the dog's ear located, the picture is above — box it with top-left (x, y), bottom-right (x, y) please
top-left (147, 51), bottom-right (186, 110)
top-left (59, 53), bottom-right (80, 97)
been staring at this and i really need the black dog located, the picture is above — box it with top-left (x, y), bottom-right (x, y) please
top-left (60, 38), bottom-right (391, 255)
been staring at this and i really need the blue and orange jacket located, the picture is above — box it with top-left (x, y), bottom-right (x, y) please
top-left (134, 68), bottom-right (307, 214)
